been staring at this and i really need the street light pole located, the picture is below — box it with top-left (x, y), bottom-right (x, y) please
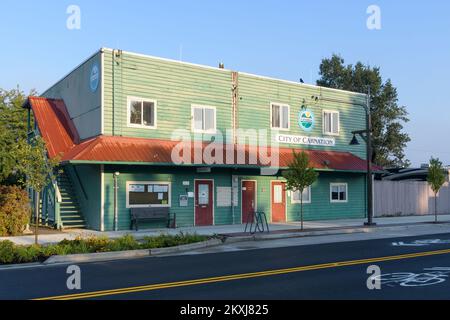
top-left (350, 88), bottom-right (376, 226)
top-left (365, 88), bottom-right (375, 226)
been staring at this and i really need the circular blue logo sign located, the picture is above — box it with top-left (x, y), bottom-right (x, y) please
top-left (89, 63), bottom-right (100, 93)
top-left (299, 109), bottom-right (315, 132)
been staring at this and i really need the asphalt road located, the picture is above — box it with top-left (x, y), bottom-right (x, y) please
top-left (2, 233), bottom-right (450, 300)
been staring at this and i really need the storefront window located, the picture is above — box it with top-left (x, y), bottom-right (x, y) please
top-left (127, 182), bottom-right (171, 208)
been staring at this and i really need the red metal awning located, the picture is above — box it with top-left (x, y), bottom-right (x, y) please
top-left (24, 97), bottom-right (79, 159)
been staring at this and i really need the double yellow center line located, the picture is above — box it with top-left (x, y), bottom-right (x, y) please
top-left (34, 248), bottom-right (450, 300)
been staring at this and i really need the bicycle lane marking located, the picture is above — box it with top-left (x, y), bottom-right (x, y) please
top-left (376, 267), bottom-right (450, 287)
top-left (33, 248), bottom-right (450, 300)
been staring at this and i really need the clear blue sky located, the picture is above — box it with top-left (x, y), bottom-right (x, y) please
top-left (1, 0), bottom-right (449, 167)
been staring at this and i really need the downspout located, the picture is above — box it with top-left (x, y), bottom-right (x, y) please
top-left (113, 172), bottom-right (120, 231)
top-left (231, 72), bottom-right (239, 224)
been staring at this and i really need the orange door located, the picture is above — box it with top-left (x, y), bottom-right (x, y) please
top-left (271, 181), bottom-right (286, 223)
top-left (195, 180), bottom-right (214, 226)
top-left (242, 181), bottom-right (256, 223)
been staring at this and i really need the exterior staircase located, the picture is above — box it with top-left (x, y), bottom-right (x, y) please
top-left (57, 171), bottom-right (87, 229)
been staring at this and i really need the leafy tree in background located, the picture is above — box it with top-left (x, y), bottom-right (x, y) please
top-left (317, 54), bottom-right (411, 168)
top-left (0, 87), bottom-right (59, 242)
top-left (283, 151), bottom-right (318, 231)
top-left (0, 87), bottom-right (36, 185)
top-left (427, 157), bottom-right (446, 223)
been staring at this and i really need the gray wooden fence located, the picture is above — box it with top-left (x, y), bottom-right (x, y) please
top-left (374, 180), bottom-right (450, 217)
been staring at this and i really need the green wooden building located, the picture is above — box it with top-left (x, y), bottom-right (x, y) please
top-left (25, 48), bottom-right (374, 231)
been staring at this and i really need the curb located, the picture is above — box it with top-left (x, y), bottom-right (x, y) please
top-left (42, 238), bottom-right (224, 265)
top-left (150, 239), bottom-right (223, 255)
top-left (43, 249), bottom-right (151, 265)
top-left (221, 223), bottom-right (445, 243)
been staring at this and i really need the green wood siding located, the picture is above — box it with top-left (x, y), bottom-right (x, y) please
top-left (235, 173), bottom-right (366, 223)
top-left (65, 164), bottom-right (102, 230)
top-left (102, 166), bottom-right (235, 231)
top-left (100, 166), bottom-right (366, 231)
top-left (237, 73), bottom-right (367, 159)
top-left (102, 49), bottom-right (367, 159)
top-left (103, 49), bottom-right (233, 140)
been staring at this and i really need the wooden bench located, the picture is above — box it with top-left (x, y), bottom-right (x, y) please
top-left (130, 207), bottom-right (176, 231)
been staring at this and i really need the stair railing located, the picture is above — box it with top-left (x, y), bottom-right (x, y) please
top-left (52, 179), bottom-right (63, 230)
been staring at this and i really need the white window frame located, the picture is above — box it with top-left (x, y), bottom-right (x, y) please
top-left (191, 105), bottom-right (217, 134)
top-left (127, 96), bottom-right (157, 129)
top-left (330, 183), bottom-right (348, 203)
top-left (291, 186), bottom-right (312, 204)
top-left (126, 181), bottom-right (171, 208)
top-left (270, 102), bottom-right (290, 131)
top-left (322, 110), bottom-right (340, 136)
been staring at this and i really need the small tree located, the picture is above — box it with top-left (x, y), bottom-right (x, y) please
top-left (427, 157), bottom-right (446, 223)
top-left (283, 151), bottom-right (318, 230)
top-left (14, 137), bottom-right (59, 244)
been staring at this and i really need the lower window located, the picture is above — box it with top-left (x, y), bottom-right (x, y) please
top-left (291, 187), bottom-right (312, 204)
top-left (127, 182), bottom-right (171, 208)
top-left (330, 183), bottom-right (348, 203)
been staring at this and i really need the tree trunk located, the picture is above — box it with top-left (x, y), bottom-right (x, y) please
top-left (300, 193), bottom-right (304, 231)
top-left (34, 190), bottom-right (39, 245)
top-left (435, 192), bottom-right (438, 224)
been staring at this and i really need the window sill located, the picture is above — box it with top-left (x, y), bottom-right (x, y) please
top-left (127, 124), bottom-right (157, 130)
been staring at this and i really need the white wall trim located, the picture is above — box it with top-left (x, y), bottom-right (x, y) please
top-left (101, 50), bottom-right (105, 135)
top-left (100, 164), bottom-right (105, 232)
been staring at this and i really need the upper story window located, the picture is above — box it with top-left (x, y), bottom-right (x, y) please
top-left (291, 186), bottom-right (312, 204)
top-left (127, 97), bottom-right (157, 129)
top-left (192, 105), bottom-right (216, 134)
top-left (271, 103), bottom-right (290, 130)
top-left (323, 110), bottom-right (340, 136)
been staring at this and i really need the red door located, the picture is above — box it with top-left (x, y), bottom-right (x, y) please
top-left (271, 181), bottom-right (286, 223)
top-left (195, 180), bottom-right (214, 226)
top-left (242, 181), bottom-right (256, 224)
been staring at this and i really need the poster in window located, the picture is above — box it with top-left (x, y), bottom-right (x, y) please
top-left (129, 185), bottom-right (145, 193)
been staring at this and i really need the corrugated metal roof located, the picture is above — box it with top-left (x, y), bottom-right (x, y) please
top-left (26, 97), bottom-right (380, 172)
top-left (61, 135), bottom-right (378, 171)
top-left (24, 97), bottom-right (79, 159)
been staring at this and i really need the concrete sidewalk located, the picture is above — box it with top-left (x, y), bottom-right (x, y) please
top-left (2, 214), bottom-right (450, 246)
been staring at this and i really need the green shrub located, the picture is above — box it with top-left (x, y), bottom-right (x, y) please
top-left (141, 233), bottom-right (208, 249)
top-left (14, 245), bottom-right (41, 263)
top-left (0, 185), bottom-right (31, 236)
top-left (107, 235), bottom-right (141, 251)
top-left (0, 241), bottom-right (16, 264)
top-left (0, 233), bottom-right (210, 265)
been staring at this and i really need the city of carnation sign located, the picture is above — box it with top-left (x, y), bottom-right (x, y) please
top-left (276, 134), bottom-right (336, 147)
